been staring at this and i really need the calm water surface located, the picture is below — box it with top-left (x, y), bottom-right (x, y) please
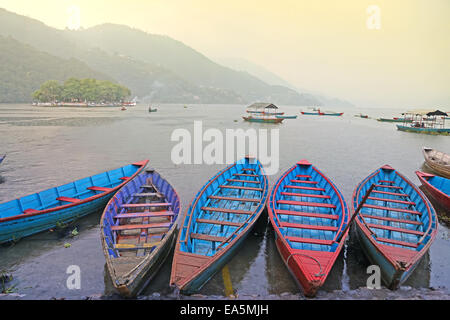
top-left (0, 104), bottom-right (448, 299)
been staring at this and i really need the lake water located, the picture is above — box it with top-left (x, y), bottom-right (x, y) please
top-left (0, 103), bottom-right (449, 299)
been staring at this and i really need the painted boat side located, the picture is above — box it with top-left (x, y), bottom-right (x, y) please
top-left (0, 161), bottom-right (148, 243)
top-left (378, 118), bottom-right (412, 123)
top-left (242, 116), bottom-right (284, 123)
top-left (396, 125), bottom-right (450, 135)
top-left (416, 171), bottom-right (450, 209)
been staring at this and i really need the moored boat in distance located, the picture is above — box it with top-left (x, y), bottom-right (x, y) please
top-left (0, 161), bottom-right (148, 244)
top-left (149, 106), bottom-right (158, 112)
top-left (170, 156), bottom-right (269, 294)
top-left (101, 168), bottom-right (181, 297)
top-left (352, 165), bottom-right (437, 289)
top-left (416, 171), bottom-right (450, 210)
top-left (243, 115), bottom-right (284, 123)
top-left (246, 103), bottom-right (284, 115)
top-left (301, 108), bottom-right (343, 116)
top-left (355, 113), bottom-right (369, 119)
top-left (377, 118), bottom-right (412, 123)
top-left (276, 115), bottom-right (298, 119)
top-left (267, 160), bottom-right (350, 297)
top-left (422, 147), bottom-right (450, 178)
top-left (396, 110), bottom-right (449, 135)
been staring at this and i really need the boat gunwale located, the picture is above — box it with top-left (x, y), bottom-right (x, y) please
top-left (353, 166), bottom-right (437, 270)
top-left (0, 160), bottom-right (149, 223)
top-left (416, 171), bottom-right (450, 205)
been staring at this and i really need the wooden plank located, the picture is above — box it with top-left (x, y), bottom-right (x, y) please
top-left (226, 179), bottom-right (260, 184)
top-left (280, 222), bottom-right (338, 232)
top-left (88, 186), bottom-right (113, 192)
top-left (371, 190), bottom-right (408, 197)
top-left (115, 242), bottom-right (160, 250)
top-left (111, 222), bottom-right (171, 231)
top-left (275, 209), bottom-right (338, 220)
top-left (286, 236), bottom-right (334, 246)
top-left (208, 195), bottom-right (259, 202)
top-left (121, 203), bottom-right (171, 208)
top-left (378, 180), bottom-right (395, 184)
top-left (368, 197), bottom-right (415, 205)
top-left (295, 175), bottom-right (312, 178)
top-left (233, 173), bottom-right (258, 177)
top-left (196, 218), bottom-right (242, 227)
top-left (219, 185), bottom-right (263, 191)
top-left (363, 204), bottom-right (421, 215)
top-left (132, 193), bottom-right (161, 197)
top-left (367, 223), bottom-right (424, 236)
top-left (361, 214), bottom-right (422, 225)
top-left (56, 196), bottom-right (81, 203)
top-left (241, 168), bottom-right (256, 172)
top-left (277, 200), bottom-right (336, 209)
top-left (115, 211), bottom-right (174, 219)
top-left (190, 233), bottom-right (227, 242)
top-left (377, 237), bottom-right (418, 248)
top-left (281, 192), bottom-right (330, 199)
top-left (284, 185), bottom-right (325, 191)
top-left (374, 184), bottom-right (403, 190)
top-left (290, 179), bottom-right (318, 184)
top-left (201, 206), bottom-right (253, 215)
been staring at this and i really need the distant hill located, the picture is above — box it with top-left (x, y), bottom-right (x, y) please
top-left (0, 8), bottom-right (323, 105)
top-left (0, 36), bottom-right (111, 103)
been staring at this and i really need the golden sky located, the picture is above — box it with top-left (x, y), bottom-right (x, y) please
top-left (0, 0), bottom-right (449, 107)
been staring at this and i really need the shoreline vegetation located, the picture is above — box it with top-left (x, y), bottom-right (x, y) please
top-left (32, 78), bottom-right (131, 107)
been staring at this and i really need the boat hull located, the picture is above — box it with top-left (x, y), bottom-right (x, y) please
top-left (416, 172), bottom-right (450, 210)
top-left (377, 118), bottom-right (412, 123)
top-left (276, 115), bottom-right (297, 119)
top-left (396, 125), bottom-right (450, 135)
top-left (243, 116), bottom-right (283, 123)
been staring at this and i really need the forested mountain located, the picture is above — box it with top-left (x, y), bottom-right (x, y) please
top-left (0, 8), bottom-right (322, 105)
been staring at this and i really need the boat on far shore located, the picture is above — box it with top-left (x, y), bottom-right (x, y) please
top-left (301, 108), bottom-right (343, 116)
top-left (355, 113), bottom-right (369, 119)
top-left (275, 115), bottom-right (298, 119)
top-left (243, 115), bottom-right (284, 123)
top-left (377, 117), bottom-right (411, 123)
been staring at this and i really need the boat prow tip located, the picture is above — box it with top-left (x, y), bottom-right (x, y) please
top-left (297, 159), bottom-right (312, 166)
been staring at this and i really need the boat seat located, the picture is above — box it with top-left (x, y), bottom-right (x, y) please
top-left (88, 186), bottom-right (113, 192)
top-left (286, 236), bottom-right (334, 246)
top-left (363, 204), bottom-right (421, 215)
top-left (115, 211), bottom-right (174, 219)
top-left (374, 184), bottom-right (403, 190)
top-left (208, 195), bottom-right (259, 202)
top-left (190, 233), bottom-right (227, 242)
top-left (219, 185), bottom-right (263, 191)
top-left (361, 214), bottom-right (422, 225)
top-left (367, 223), bottom-right (424, 236)
top-left (280, 222), bottom-right (338, 232)
top-left (290, 179), bottom-right (318, 185)
top-left (114, 242), bottom-right (160, 250)
top-left (141, 185), bottom-right (156, 189)
top-left (111, 222), bottom-right (171, 231)
top-left (196, 219), bottom-right (242, 227)
top-left (377, 237), bottom-right (419, 248)
top-left (295, 175), bottom-right (312, 179)
top-left (201, 206), bottom-right (253, 215)
top-left (226, 179), bottom-right (260, 184)
top-left (121, 203), bottom-right (171, 208)
top-left (241, 168), bottom-right (256, 172)
top-left (277, 200), bottom-right (336, 209)
top-left (281, 192), bottom-right (330, 199)
top-left (276, 209), bottom-right (338, 220)
top-left (132, 193), bottom-right (162, 197)
top-left (57, 197), bottom-right (81, 203)
top-left (284, 185), bottom-right (325, 192)
top-left (370, 190), bottom-right (409, 197)
top-left (119, 177), bottom-right (130, 181)
top-left (368, 197), bottom-right (415, 205)
top-left (233, 173), bottom-right (258, 177)
top-left (23, 208), bottom-right (40, 214)
top-left (378, 180), bottom-right (395, 184)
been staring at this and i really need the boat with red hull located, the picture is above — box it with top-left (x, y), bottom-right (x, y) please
top-left (353, 165), bottom-right (438, 289)
top-left (416, 171), bottom-right (450, 210)
top-left (267, 160), bottom-right (350, 297)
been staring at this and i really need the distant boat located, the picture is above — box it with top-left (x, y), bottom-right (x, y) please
top-left (246, 102), bottom-right (284, 115)
top-left (122, 101), bottom-right (137, 107)
top-left (397, 110), bottom-right (449, 135)
top-left (101, 168), bottom-right (181, 297)
top-left (301, 109), bottom-right (343, 116)
top-left (243, 115), bottom-right (284, 123)
top-left (397, 125), bottom-right (450, 135)
top-left (377, 118), bottom-right (412, 123)
top-left (121, 107), bottom-right (127, 111)
top-left (0, 154), bottom-right (5, 165)
top-left (170, 156), bottom-right (269, 294)
top-left (275, 115), bottom-right (298, 119)
top-left (352, 165), bottom-right (437, 289)
top-left (416, 171), bottom-right (450, 209)
top-left (422, 147), bottom-right (450, 178)
top-left (267, 160), bottom-right (350, 297)
top-left (354, 114), bottom-right (369, 119)
top-left (0, 161), bottom-right (148, 244)
top-left (149, 106), bottom-right (158, 112)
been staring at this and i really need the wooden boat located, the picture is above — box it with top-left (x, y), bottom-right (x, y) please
top-left (352, 165), bottom-right (437, 289)
top-left (301, 109), bottom-right (343, 116)
top-left (101, 168), bottom-right (181, 297)
top-left (377, 118), bottom-right (412, 123)
top-left (0, 161), bottom-right (148, 244)
top-left (267, 160), bottom-right (350, 297)
top-left (416, 171), bottom-right (450, 209)
top-left (170, 156), bottom-right (269, 294)
top-left (242, 116), bottom-right (284, 123)
top-left (422, 147), bottom-right (450, 178)
top-left (276, 115), bottom-right (298, 119)
top-left (397, 125), bottom-right (450, 135)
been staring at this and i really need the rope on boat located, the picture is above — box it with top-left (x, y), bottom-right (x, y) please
top-left (286, 252), bottom-right (326, 277)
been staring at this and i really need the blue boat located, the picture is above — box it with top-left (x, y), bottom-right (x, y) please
top-left (276, 115), bottom-right (298, 119)
top-left (101, 168), bottom-right (181, 297)
top-left (352, 165), bottom-right (437, 289)
top-left (170, 156), bottom-right (268, 294)
top-left (0, 160), bottom-right (148, 244)
top-left (267, 160), bottom-right (350, 297)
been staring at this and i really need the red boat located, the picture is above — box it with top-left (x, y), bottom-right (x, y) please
top-left (416, 171), bottom-right (450, 209)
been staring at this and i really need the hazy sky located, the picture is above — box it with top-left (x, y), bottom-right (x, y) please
top-left (1, 0), bottom-right (449, 108)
